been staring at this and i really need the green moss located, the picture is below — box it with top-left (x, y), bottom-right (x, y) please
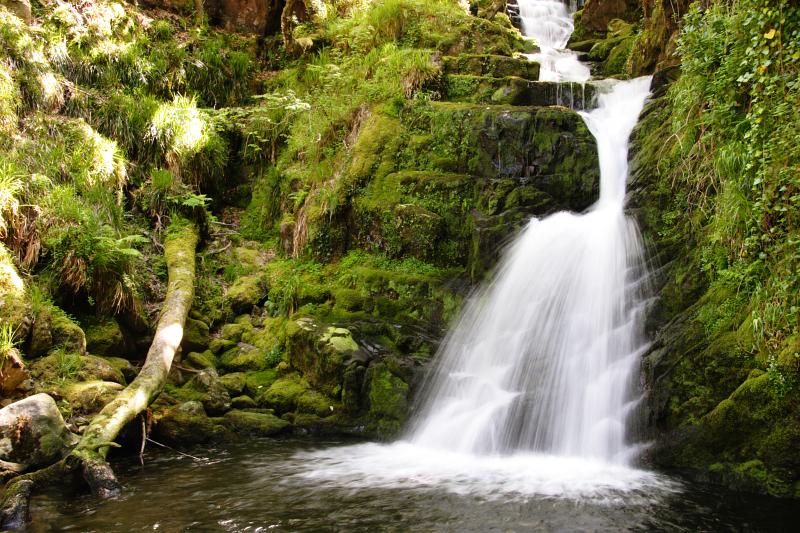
top-left (223, 409), bottom-right (290, 436)
top-left (365, 362), bottom-right (409, 437)
top-left (219, 372), bottom-right (247, 396)
top-left (244, 369), bottom-right (279, 397)
top-left (185, 350), bottom-right (218, 370)
top-left (82, 317), bottom-right (126, 357)
top-left (155, 402), bottom-right (230, 446)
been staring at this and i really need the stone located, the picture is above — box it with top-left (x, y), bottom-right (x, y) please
top-left (187, 369), bottom-right (231, 416)
top-left (0, 393), bottom-right (77, 468)
top-left (83, 317), bottom-right (128, 357)
top-left (0, 0), bottom-right (31, 23)
top-left (154, 402), bottom-right (229, 446)
top-left (185, 350), bottom-right (218, 370)
top-left (223, 409), bottom-right (290, 436)
top-left (224, 274), bottom-right (267, 315)
top-left (62, 381), bottom-right (124, 414)
top-left (230, 395), bottom-right (257, 409)
top-left (219, 372), bottom-right (247, 395)
top-left (28, 307), bottom-right (87, 357)
top-left (181, 317), bottom-right (210, 353)
top-left (365, 362), bottom-right (409, 438)
top-left (28, 353), bottom-right (125, 384)
top-left (0, 348), bottom-right (28, 394)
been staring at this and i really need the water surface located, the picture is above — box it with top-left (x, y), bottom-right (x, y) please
top-left (29, 439), bottom-right (799, 532)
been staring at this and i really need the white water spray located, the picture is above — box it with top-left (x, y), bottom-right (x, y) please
top-left (521, 0), bottom-right (590, 82)
top-left (409, 76), bottom-right (652, 464)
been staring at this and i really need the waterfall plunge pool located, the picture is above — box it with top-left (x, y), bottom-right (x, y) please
top-left (29, 439), bottom-right (799, 532)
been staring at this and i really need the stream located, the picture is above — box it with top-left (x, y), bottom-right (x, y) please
top-left (29, 439), bottom-right (800, 532)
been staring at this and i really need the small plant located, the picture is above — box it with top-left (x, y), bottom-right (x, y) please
top-left (53, 349), bottom-right (83, 381)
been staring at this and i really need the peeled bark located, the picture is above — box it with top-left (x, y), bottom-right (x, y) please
top-left (0, 222), bottom-right (198, 528)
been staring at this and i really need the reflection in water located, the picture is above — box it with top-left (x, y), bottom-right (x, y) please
top-left (30, 440), bottom-right (800, 532)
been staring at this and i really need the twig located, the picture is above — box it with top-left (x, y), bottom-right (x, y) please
top-left (144, 437), bottom-right (204, 461)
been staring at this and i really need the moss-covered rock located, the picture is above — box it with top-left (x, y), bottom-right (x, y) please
top-left (185, 350), bottom-right (218, 370)
top-left (244, 369), bottom-right (278, 396)
top-left (365, 361), bottom-right (409, 438)
top-left (224, 273), bottom-right (268, 315)
top-left (230, 395), bottom-right (257, 409)
top-left (0, 243), bottom-right (29, 342)
top-left (0, 393), bottom-right (77, 469)
top-left (223, 409), bottom-right (290, 436)
top-left (61, 380), bottom-right (124, 415)
top-left (258, 372), bottom-right (334, 417)
top-left (219, 372), bottom-right (247, 396)
top-left (154, 401), bottom-right (230, 446)
top-left (286, 319), bottom-right (360, 396)
top-left (219, 344), bottom-right (271, 372)
top-left (442, 54), bottom-right (540, 79)
top-left (181, 317), bottom-right (211, 353)
top-left (82, 317), bottom-right (128, 357)
top-left (27, 306), bottom-right (86, 358)
top-left (28, 353), bottom-right (125, 385)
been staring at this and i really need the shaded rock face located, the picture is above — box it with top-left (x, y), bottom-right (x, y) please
top-left (206, 0), bottom-right (284, 35)
top-left (580, 0), bottom-right (639, 34)
top-left (0, 394), bottom-right (76, 469)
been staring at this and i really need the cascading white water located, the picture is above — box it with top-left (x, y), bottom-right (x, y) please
top-left (409, 77), bottom-right (652, 464)
top-left (521, 0), bottom-right (590, 82)
top-left (289, 0), bottom-right (672, 498)
top-left (409, 0), bottom-right (653, 465)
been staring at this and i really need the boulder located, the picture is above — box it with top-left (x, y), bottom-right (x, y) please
top-left (0, 393), bottom-right (77, 468)
top-left (0, 0), bottom-right (31, 23)
top-left (181, 317), bottom-right (210, 353)
top-left (154, 401), bottom-right (229, 446)
top-left (62, 380), bottom-right (124, 415)
top-left (27, 307), bottom-right (86, 357)
top-left (83, 317), bottom-right (129, 357)
top-left (0, 348), bottom-right (28, 394)
top-left (223, 409), bottom-right (290, 436)
top-left (186, 368), bottom-right (231, 416)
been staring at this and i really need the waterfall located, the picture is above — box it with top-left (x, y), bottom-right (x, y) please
top-left (409, 0), bottom-right (652, 464)
top-left (291, 0), bottom-right (670, 499)
top-left (520, 0), bottom-right (590, 82)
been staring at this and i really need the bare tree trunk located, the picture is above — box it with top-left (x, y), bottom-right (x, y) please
top-left (1, 222), bottom-right (199, 527)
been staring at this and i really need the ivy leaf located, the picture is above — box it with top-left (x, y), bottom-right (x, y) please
top-left (764, 28), bottom-right (776, 39)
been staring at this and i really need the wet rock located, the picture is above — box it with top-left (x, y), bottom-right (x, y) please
top-left (0, 393), bottom-right (77, 468)
top-left (365, 362), bottom-right (409, 438)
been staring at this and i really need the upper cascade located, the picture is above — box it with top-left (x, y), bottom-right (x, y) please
top-left (519, 0), bottom-right (590, 82)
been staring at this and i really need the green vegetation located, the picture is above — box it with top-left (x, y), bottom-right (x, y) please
top-left (633, 0), bottom-right (800, 497)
